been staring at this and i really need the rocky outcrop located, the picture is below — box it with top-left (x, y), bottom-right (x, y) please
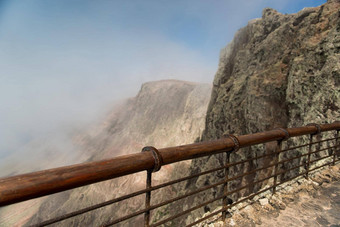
top-left (170, 0), bottom-right (339, 224)
top-left (19, 80), bottom-right (211, 226)
top-left (78, 80), bottom-right (211, 160)
top-left (204, 1), bottom-right (339, 139)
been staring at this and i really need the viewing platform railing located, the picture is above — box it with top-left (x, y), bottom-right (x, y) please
top-left (0, 122), bottom-right (339, 226)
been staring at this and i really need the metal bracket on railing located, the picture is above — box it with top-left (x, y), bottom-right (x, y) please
top-left (275, 128), bottom-right (290, 141)
top-left (335, 121), bottom-right (340, 133)
top-left (307, 123), bottom-right (321, 135)
top-left (142, 146), bottom-right (163, 172)
top-left (224, 134), bottom-right (240, 152)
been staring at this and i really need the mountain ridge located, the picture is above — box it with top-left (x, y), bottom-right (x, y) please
top-left (2, 80), bottom-right (211, 227)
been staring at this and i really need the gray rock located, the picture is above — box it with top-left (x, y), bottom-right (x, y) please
top-left (259, 198), bottom-right (269, 206)
top-left (187, 0), bottom-right (339, 222)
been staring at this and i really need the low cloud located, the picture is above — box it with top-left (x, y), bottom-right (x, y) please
top-left (0, 16), bottom-right (216, 175)
top-left (0, 0), bottom-right (325, 175)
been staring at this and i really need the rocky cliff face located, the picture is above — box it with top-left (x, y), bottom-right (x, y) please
top-left (78, 80), bottom-right (211, 160)
top-left (204, 0), bottom-right (339, 139)
top-left (11, 80), bottom-right (211, 226)
top-left (171, 0), bottom-right (339, 224)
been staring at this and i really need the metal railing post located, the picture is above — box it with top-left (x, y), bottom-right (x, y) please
top-left (145, 170), bottom-right (152, 227)
top-left (273, 140), bottom-right (282, 194)
top-left (333, 130), bottom-right (340, 165)
top-left (305, 134), bottom-right (314, 180)
top-left (222, 151), bottom-right (231, 221)
top-left (141, 146), bottom-right (163, 227)
top-left (221, 134), bottom-right (239, 222)
top-left (306, 123), bottom-right (321, 179)
top-left (273, 128), bottom-right (289, 194)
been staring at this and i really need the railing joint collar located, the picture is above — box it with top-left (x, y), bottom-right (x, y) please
top-left (223, 134), bottom-right (240, 152)
top-left (142, 146), bottom-right (163, 172)
top-left (275, 128), bottom-right (290, 141)
top-left (307, 123), bottom-right (321, 135)
top-left (335, 121), bottom-right (340, 132)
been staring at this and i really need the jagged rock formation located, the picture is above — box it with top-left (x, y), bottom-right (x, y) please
top-left (204, 0), bottom-right (339, 138)
top-left (6, 80), bottom-right (210, 226)
top-left (167, 0), bottom-right (339, 224)
top-left (78, 80), bottom-right (211, 160)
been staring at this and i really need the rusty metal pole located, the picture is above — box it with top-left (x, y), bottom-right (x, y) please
top-left (333, 130), bottom-right (340, 165)
top-left (273, 140), bottom-right (282, 194)
top-left (222, 134), bottom-right (239, 222)
top-left (305, 124), bottom-right (321, 179)
top-left (305, 134), bottom-right (314, 180)
top-left (141, 146), bottom-right (163, 227)
top-left (273, 128), bottom-right (289, 194)
top-left (222, 151), bottom-right (231, 222)
top-left (144, 170), bottom-right (152, 227)
top-left (273, 128), bottom-right (290, 194)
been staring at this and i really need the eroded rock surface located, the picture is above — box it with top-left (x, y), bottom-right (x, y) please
top-left (172, 0), bottom-right (339, 224)
top-left (204, 1), bottom-right (339, 139)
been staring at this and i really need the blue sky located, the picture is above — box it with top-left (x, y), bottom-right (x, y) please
top-left (0, 0), bottom-right (326, 167)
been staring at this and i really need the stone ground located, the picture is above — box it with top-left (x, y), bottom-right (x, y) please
top-left (198, 164), bottom-right (340, 227)
top-left (259, 178), bottom-right (340, 226)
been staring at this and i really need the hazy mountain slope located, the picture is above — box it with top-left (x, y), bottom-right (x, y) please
top-left (0, 136), bottom-right (87, 178)
top-left (20, 80), bottom-right (211, 226)
top-left (76, 80), bottom-right (211, 160)
top-left (165, 1), bottom-right (339, 224)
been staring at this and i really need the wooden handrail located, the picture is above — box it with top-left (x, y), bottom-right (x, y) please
top-left (0, 121), bottom-right (339, 207)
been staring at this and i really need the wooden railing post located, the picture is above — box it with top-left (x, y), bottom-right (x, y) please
top-left (141, 146), bottom-right (163, 227)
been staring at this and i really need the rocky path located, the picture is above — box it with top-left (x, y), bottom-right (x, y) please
top-left (222, 164), bottom-right (340, 227)
top-left (196, 164), bottom-right (340, 227)
top-left (260, 175), bottom-right (340, 226)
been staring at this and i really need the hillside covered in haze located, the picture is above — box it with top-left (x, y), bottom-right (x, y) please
top-left (0, 80), bottom-right (211, 226)
top-left (77, 80), bottom-right (212, 161)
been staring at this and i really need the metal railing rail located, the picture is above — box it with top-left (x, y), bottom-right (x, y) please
top-left (0, 121), bottom-right (339, 227)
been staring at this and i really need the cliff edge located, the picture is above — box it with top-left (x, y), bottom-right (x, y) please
top-left (173, 1), bottom-right (339, 224)
top-left (204, 0), bottom-right (339, 140)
